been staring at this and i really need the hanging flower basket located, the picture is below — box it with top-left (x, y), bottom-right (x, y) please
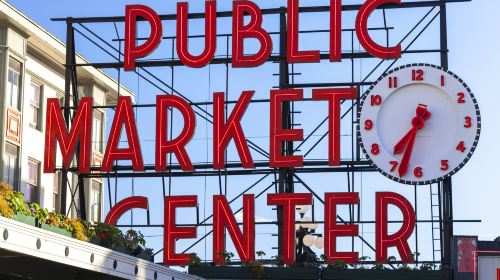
top-left (11, 213), bottom-right (36, 226)
top-left (40, 223), bottom-right (72, 238)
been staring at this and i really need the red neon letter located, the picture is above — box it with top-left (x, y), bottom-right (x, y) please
top-left (124, 5), bottom-right (162, 71)
top-left (287, 0), bottom-right (320, 63)
top-left (313, 88), bottom-right (357, 166)
top-left (164, 195), bottom-right (197, 266)
top-left (232, 1), bottom-right (273, 67)
top-left (330, 0), bottom-right (342, 61)
top-left (213, 195), bottom-right (255, 265)
top-left (270, 89), bottom-right (304, 168)
top-left (102, 96), bottom-right (144, 172)
top-left (356, 0), bottom-right (401, 59)
top-left (324, 193), bottom-right (359, 264)
top-left (44, 97), bottom-right (92, 174)
top-left (177, 1), bottom-right (216, 68)
top-left (105, 196), bottom-right (148, 225)
top-left (213, 91), bottom-right (254, 169)
top-left (156, 95), bottom-right (196, 172)
top-left (376, 192), bottom-right (416, 263)
top-left (267, 193), bottom-right (312, 265)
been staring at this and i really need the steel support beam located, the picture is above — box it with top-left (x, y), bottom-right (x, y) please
top-left (440, 0), bottom-right (453, 272)
top-left (276, 12), bottom-right (293, 260)
top-left (60, 21), bottom-right (73, 217)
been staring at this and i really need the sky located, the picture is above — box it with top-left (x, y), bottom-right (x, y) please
top-left (6, 0), bottom-right (500, 266)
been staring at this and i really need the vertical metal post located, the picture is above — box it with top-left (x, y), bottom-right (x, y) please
top-left (442, 179), bottom-right (453, 269)
top-left (277, 10), bottom-right (294, 261)
top-left (60, 20), bottom-right (73, 216)
top-left (440, 0), bottom-right (453, 272)
top-left (62, 20), bottom-right (87, 220)
top-left (70, 27), bottom-right (87, 222)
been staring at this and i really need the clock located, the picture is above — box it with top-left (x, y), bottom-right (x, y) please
top-left (357, 63), bottom-right (481, 185)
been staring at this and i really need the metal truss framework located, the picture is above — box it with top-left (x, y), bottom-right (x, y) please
top-left (52, 0), bottom-right (476, 272)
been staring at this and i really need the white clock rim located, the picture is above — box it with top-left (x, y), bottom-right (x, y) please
top-left (356, 63), bottom-right (481, 186)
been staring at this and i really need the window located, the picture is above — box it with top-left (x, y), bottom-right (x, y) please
top-left (90, 180), bottom-right (102, 222)
top-left (7, 58), bottom-right (21, 110)
top-left (27, 159), bottom-right (40, 203)
top-left (3, 143), bottom-right (19, 190)
top-left (93, 111), bottom-right (104, 153)
top-left (53, 171), bottom-right (61, 212)
top-left (29, 82), bottom-right (42, 130)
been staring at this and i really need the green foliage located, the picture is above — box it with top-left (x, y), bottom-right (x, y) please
top-left (272, 255), bottom-right (284, 267)
top-left (397, 263), bottom-right (412, 271)
top-left (320, 255), bottom-right (348, 270)
top-left (0, 183), bottom-right (153, 261)
top-left (218, 251), bottom-right (235, 265)
top-left (330, 259), bottom-right (348, 270)
top-left (0, 197), bottom-right (13, 218)
top-left (420, 263), bottom-right (435, 271)
top-left (305, 252), bottom-right (318, 262)
top-left (372, 262), bottom-right (385, 270)
top-left (6, 191), bottom-right (29, 215)
top-left (124, 229), bottom-right (146, 251)
top-left (27, 202), bottom-right (49, 221)
top-left (245, 260), bottom-right (265, 279)
top-left (256, 251), bottom-right (266, 259)
top-left (94, 222), bottom-right (123, 248)
top-left (188, 253), bottom-right (201, 267)
top-left (67, 219), bottom-right (89, 241)
top-left (350, 256), bottom-right (371, 269)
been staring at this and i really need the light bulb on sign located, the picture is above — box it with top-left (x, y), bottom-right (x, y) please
top-left (303, 234), bottom-right (315, 247)
top-left (301, 216), bottom-right (312, 229)
top-left (315, 237), bottom-right (324, 249)
top-left (309, 222), bottom-right (318, 230)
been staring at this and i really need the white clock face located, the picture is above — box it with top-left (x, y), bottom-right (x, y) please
top-left (357, 64), bottom-right (481, 185)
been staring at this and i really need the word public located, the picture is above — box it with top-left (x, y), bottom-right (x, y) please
top-left (124, 0), bottom-right (402, 70)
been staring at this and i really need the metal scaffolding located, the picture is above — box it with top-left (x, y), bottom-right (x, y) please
top-left (52, 0), bottom-right (476, 272)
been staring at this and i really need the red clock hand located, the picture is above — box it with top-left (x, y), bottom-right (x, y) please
top-left (393, 105), bottom-right (431, 177)
top-left (398, 129), bottom-right (418, 177)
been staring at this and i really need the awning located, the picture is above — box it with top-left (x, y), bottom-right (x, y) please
top-left (0, 217), bottom-right (203, 280)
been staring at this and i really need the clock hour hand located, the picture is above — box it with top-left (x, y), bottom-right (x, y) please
top-left (393, 104), bottom-right (431, 177)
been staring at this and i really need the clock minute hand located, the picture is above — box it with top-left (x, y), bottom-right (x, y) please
top-left (398, 129), bottom-right (418, 177)
top-left (393, 104), bottom-right (431, 177)
top-left (394, 128), bottom-right (414, 155)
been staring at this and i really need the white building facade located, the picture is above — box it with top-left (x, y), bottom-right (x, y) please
top-left (0, 0), bottom-right (133, 222)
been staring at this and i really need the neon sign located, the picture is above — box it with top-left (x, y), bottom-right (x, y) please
top-left (43, 0), bottom-right (480, 268)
